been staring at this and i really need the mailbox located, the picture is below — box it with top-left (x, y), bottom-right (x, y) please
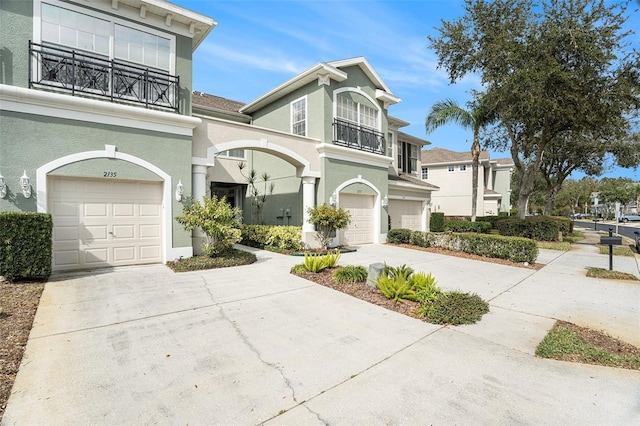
top-left (600, 236), bottom-right (622, 246)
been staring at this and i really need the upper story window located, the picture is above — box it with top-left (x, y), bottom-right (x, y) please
top-left (31, 1), bottom-right (179, 112)
top-left (336, 94), bottom-right (378, 129)
top-left (291, 97), bottom-right (306, 136)
top-left (398, 142), bottom-right (418, 174)
top-left (448, 165), bottom-right (455, 172)
top-left (40, 2), bottom-right (173, 72)
top-left (422, 167), bottom-right (429, 180)
top-left (459, 164), bottom-right (467, 171)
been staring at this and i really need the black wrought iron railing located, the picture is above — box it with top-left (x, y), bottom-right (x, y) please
top-left (333, 118), bottom-right (385, 155)
top-left (29, 41), bottom-right (180, 113)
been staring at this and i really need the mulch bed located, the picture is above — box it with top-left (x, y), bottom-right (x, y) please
top-left (0, 278), bottom-right (45, 422)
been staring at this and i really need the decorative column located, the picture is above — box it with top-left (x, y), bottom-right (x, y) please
top-left (301, 176), bottom-right (318, 248)
top-left (191, 164), bottom-right (208, 254)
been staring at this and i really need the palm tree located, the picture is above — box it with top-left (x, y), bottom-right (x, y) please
top-left (425, 98), bottom-right (493, 222)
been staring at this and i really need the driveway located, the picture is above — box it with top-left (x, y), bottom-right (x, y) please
top-left (3, 236), bottom-right (640, 425)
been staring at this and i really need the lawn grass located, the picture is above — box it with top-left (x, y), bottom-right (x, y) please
top-left (563, 231), bottom-right (584, 243)
top-left (166, 249), bottom-right (257, 272)
top-left (586, 267), bottom-right (639, 281)
top-left (537, 241), bottom-right (571, 251)
top-left (597, 245), bottom-right (635, 257)
top-left (536, 322), bottom-right (640, 370)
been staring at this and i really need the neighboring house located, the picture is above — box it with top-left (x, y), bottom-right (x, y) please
top-left (0, 0), bottom-right (215, 271)
top-left (192, 57), bottom-right (437, 248)
top-left (1, 1), bottom-right (436, 272)
top-left (421, 148), bottom-right (513, 217)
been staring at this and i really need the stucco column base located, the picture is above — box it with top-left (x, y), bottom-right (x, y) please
top-left (192, 233), bottom-right (206, 255)
top-left (301, 230), bottom-right (321, 249)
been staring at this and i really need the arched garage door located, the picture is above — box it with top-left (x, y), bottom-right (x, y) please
top-left (339, 193), bottom-right (375, 245)
top-left (49, 177), bottom-right (163, 271)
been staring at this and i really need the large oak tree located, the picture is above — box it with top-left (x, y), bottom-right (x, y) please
top-left (429, 0), bottom-right (640, 218)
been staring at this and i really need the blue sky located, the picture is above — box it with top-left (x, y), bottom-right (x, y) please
top-left (178, 0), bottom-right (639, 180)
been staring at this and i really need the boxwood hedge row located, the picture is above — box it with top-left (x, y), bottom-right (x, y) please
top-left (387, 228), bottom-right (538, 263)
top-left (0, 212), bottom-right (52, 280)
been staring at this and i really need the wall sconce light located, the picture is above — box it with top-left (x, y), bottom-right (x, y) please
top-left (0, 174), bottom-right (6, 199)
top-left (329, 191), bottom-right (337, 206)
top-left (381, 194), bottom-right (388, 207)
top-left (20, 170), bottom-right (31, 198)
top-left (175, 179), bottom-right (184, 202)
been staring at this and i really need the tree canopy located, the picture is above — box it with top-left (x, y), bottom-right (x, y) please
top-left (429, 0), bottom-right (640, 218)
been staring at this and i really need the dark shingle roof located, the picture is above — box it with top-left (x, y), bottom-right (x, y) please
top-left (388, 173), bottom-right (439, 190)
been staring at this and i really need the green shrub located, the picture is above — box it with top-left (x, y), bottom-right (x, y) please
top-left (383, 263), bottom-right (414, 280)
top-left (290, 263), bottom-right (308, 274)
top-left (430, 212), bottom-right (445, 232)
top-left (302, 251), bottom-right (340, 273)
top-left (176, 196), bottom-right (242, 256)
top-left (333, 265), bottom-right (368, 283)
top-left (307, 204), bottom-right (351, 250)
top-left (476, 216), bottom-right (503, 228)
top-left (240, 225), bottom-right (302, 251)
top-left (166, 249), bottom-right (256, 272)
top-left (497, 216), bottom-right (568, 241)
top-left (375, 274), bottom-right (417, 301)
top-left (403, 231), bottom-right (538, 263)
top-left (387, 228), bottom-right (412, 244)
top-left (410, 272), bottom-right (441, 303)
top-left (445, 220), bottom-right (492, 233)
top-left (419, 291), bottom-right (489, 325)
top-left (0, 212), bottom-right (53, 280)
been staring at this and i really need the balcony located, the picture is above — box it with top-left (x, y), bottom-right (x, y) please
top-left (29, 41), bottom-right (180, 113)
top-left (333, 118), bottom-right (385, 155)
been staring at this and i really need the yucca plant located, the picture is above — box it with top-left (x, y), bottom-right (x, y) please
top-left (323, 250), bottom-right (341, 268)
top-left (383, 263), bottom-right (414, 280)
top-left (303, 252), bottom-right (329, 273)
top-left (410, 272), bottom-right (441, 303)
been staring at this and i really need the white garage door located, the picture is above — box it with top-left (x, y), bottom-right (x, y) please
top-left (388, 199), bottom-right (423, 231)
top-left (49, 177), bottom-right (163, 271)
top-left (339, 193), bottom-right (374, 245)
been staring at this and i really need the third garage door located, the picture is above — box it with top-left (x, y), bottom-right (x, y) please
top-left (339, 193), bottom-right (374, 245)
top-left (388, 199), bottom-right (423, 231)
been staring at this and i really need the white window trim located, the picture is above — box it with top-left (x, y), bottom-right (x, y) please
top-left (290, 95), bottom-right (307, 136)
top-left (422, 167), bottom-right (428, 180)
top-left (448, 165), bottom-right (455, 172)
top-left (333, 87), bottom-right (382, 131)
top-left (33, 0), bottom-right (177, 74)
top-left (459, 164), bottom-right (467, 172)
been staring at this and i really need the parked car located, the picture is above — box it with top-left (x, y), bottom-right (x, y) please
top-left (618, 214), bottom-right (640, 223)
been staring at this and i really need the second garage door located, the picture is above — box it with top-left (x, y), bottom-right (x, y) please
top-left (49, 177), bottom-right (163, 271)
top-left (339, 193), bottom-right (374, 245)
top-left (388, 199), bottom-right (423, 231)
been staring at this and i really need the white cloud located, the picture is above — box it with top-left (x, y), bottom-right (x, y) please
top-left (198, 42), bottom-right (305, 75)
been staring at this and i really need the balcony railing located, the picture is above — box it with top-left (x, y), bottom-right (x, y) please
top-left (333, 118), bottom-right (385, 155)
top-left (29, 41), bottom-right (180, 113)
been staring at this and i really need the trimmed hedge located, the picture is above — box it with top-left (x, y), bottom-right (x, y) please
top-left (445, 220), bottom-right (492, 233)
top-left (240, 224), bottom-right (303, 251)
top-left (0, 212), bottom-right (52, 280)
top-left (496, 216), bottom-right (573, 241)
top-left (388, 230), bottom-right (538, 263)
top-left (430, 212), bottom-right (445, 232)
top-left (387, 228), bottom-right (412, 244)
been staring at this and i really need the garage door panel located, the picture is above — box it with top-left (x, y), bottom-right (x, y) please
top-left (49, 177), bottom-right (163, 271)
top-left (140, 224), bottom-right (160, 238)
top-left (113, 225), bottom-right (135, 239)
top-left (389, 200), bottom-right (423, 232)
top-left (54, 226), bottom-right (79, 242)
top-left (113, 203), bottom-right (135, 217)
top-left (54, 251), bottom-right (79, 266)
top-left (113, 247), bottom-right (136, 262)
top-left (85, 248), bottom-right (109, 263)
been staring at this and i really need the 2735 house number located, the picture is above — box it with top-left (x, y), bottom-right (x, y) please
top-left (103, 172), bottom-right (117, 177)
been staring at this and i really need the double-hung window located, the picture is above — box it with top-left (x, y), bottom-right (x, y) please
top-left (398, 142), bottom-right (418, 174)
top-left (422, 167), bottom-right (429, 180)
top-left (459, 164), bottom-right (467, 171)
top-left (291, 97), bottom-right (306, 136)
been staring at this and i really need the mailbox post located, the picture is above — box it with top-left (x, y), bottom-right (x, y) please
top-left (600, 227), bottom-right (622, 271)
top-left (592, 218), bottom-right (600, 230)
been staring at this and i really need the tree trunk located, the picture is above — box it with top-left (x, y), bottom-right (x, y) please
top-left (517, 166), bottom-right (537, 219)
top-left (471, 133), bottom-right (481, 222)
top-left (545, 186), bottom-right (559, 216)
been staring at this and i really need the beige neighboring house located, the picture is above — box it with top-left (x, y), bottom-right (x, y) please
top-left (421, 148), bottom-right (514, 217)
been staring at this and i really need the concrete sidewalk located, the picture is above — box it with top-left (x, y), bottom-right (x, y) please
top-left (2, 233), bottom-right (639, 425)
